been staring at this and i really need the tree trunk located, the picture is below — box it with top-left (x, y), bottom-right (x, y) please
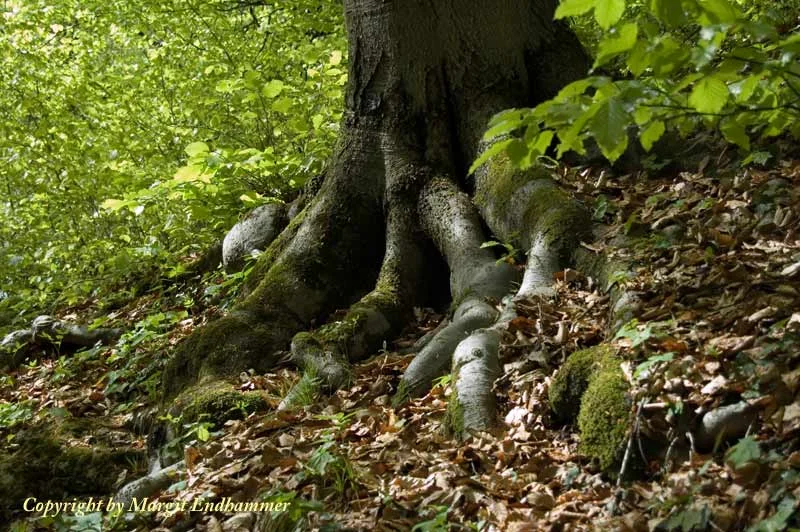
top-left (161, 0), bottom-right (591, 434)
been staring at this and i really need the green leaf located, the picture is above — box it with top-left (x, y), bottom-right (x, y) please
top-left (101, 198), bottom-right (127, 212)
top-left (726, 436), bottom-right (761, 467)
top-left (173, 165), bottom-right (211, 183)
top-left (633, 107), bottom-right (653, 126)
top-left (555, 78), bottom-right (595, 101)
top-left (698, 0), bottom-right (740, 24)
top-left (749, 497), bottom-right (797, 532)
top-left (590, 97), bottom-right (630, 162)
top-left (483, 110), bottom-right (526, 140)
top-left (594, 0), bottom-right (625, 30)
top-left (506, 139), bottom-right (528, 165)
top-left (650, 0), bottom-right (688, 26)
top-left (731, 75), bottom-right (760, 103)
top-left (741, 151), bottom-right (772, 166)
top-left (640, 120), bottom-right (665, 151)
top-left (650, 36), bottom-right (690, 76)
top-left (720, 118), bottom-right (750, 150)
top-left (263, 79), bottom-right (285, 98)
top-left (554, 0), bottom-right (596, 19)
top-left (469, 138), bottom-right (514, 174)
top-left (530, 130), bottom-right (555, 155)
top-left (271, 97), bottom-right (294, 114)
top-left (196, 424), bottom-right (210, 442)
top-left (626, 44), bottom-right (651, 76)
top-left (594, 22), bottom-right (638, 68)
top-left (184, 142), bottom-right (209, 157)
top-left (688, 76), bottom-right (729, 114)
top-left (634, 352), bottom-right (674, 379)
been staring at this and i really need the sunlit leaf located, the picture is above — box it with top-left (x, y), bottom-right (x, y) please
top-left (555, 0), bottom-right (596, 19)
top-left (594, 22), bottom-right (638, 68)
top-left (640, 119), bottom-right (665, 151)
top-left (594, 0), bottom-right (625, 29)
top-left (689, 76), bottom-right (729, 114)
top-left (263, 79), bottom-right (285, 98)
top-left (590, 97), bottom-right (629, 162)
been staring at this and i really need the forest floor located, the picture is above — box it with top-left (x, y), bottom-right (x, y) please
top-left (2, 149), bottom-right (800, 531)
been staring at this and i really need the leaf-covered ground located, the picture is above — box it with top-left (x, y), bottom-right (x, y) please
top-left (3, 149), bottom-right (800, 531)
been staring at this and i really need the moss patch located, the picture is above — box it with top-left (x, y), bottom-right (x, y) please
top-left (161, 308), bottom-right (300, 402)
top-left (474, 154), bottom-right (552, 210)
top-left (172, 381), bottom-right (270, 427)
top-left (0, 420), bottom-right (145, 522)
top-left (578, 362), bottom-right (631, 472)
top-left (549, 344), bottom-right (631, 473)
top-left (549, 344), bottom-right (615, 423)
top-left (444, 388), bottom-right (465, 439)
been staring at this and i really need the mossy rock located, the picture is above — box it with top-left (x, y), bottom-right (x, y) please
top-left (577, 362), bottom-right (631, 472)
top-left (549, 344), bottom-right (616, 423)
top-left (172, 380), bottom-right (270, 427)
top-left (0, 419), bottom-right (145, 522)
top-left (548, 344), bottom-right (631, 473)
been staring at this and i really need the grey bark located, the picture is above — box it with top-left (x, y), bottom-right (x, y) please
top-left (1, 315), bottom-right (122, 368)
top-left (398, 177), bottom-right (517, 401)
top-left (114, 462), bottom-right (185, 507)
top-left (222, 203), bottom-right (288, 272)
top-left (164, 0), bottom-right (591, 410)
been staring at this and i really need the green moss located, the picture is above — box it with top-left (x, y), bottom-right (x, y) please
top-left (475, 157), bottom-right (590, 258)
top-left (173, 381), bottom-right (269, 427)
top-left (549, 344), bottom-right (631, 473)
top-left (475, 154), bottom-right (552, 210)
top-left (162, 308), bottom-right (297, 402)
top-left (522, 182), bottom-right (591, 254)
top-left (392, 378), bottom-right (411, 408)
top-left (0, 421), bottom-right (145, 521)
top-left (549, 345), bottom-right (613, 423)
top-left (444, 389), bottom-right (465, 439)
top-left (243, 205), bottom-right (307, 295)
top-left (577, 362), bottom-right (631, 472)
top-left (316, 313), bottom-right (364, 351)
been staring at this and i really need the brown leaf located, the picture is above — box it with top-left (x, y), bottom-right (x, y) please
top-left (508, 317), bottom-right (537, 335)
top-left (184, 446), bottom-right (202, 473)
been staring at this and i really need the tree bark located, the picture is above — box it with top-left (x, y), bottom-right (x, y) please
top-left (160, 0), bottom-right (592, 434)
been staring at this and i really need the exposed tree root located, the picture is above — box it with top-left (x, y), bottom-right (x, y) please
top-left (283, 151), bottom-right (430, 402)
top-left (435, 161), bottom-right (593, 436)
top-left (396, 177), bottom-right (518, 403)
top-left (222, 203), bottom-right (288, 273)
top-left (115, 462), bottom-right (185, 507)
top-left (0, 315), bottom-right (123, 369)
top-left (161, 134), bottom-right (387, 402)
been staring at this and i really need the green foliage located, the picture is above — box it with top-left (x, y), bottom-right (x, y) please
top-left (726, 436), bottom-right (762, 467)
top-left (749, 497), bottom-right (797, 532)
top-left (633, 352), bottom-right (674, 379)
top-left (158, 412), bottom-right (217, 460)
top-left (300, 432), bottom-right (358, 499)
top-left (0, 400), bottom-right (36, 431)
top-left (256, 489), bottom-right (325, 532)
top-left (475, 0), bottom-right (800, 169)
top-left (105, 310), bottom-right (188, 402)
top-left (659, 504), bottom-right (711, 532)
top-left (0, 0), bottom-right (345, 317)
top-left (411, 505), bottom-right (451, 532)
top-left (614, 318), bottom-right (670, 348)
top-left (480, 240), bottom-right (520, 265)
